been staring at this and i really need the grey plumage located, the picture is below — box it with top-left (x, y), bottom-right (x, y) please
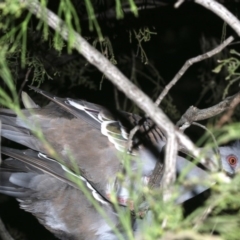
top-left (0, 88), bottom-right (239, 239)
top-left (0, 150), bottom-right (125, 240)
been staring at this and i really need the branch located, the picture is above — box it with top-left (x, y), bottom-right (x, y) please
top-left (177, 92), bottom-right (240, 130)
top-left (18, 68), bottom-right (32, 99)
top-left (134, 36), bottom-right (233, 192)
top-left (195, 0), bottom-right (240, 37)
top-left (217, 94), bottom-right (240, 127)
top-left (155, 36), bottom-right (234, 106)
top-left (174, 0), bottom-right (185, 8)
top-left (19, 0), bottom-right (217, 199)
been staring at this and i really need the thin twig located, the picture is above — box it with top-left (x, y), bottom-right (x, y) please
top-left (19, 0), bottom-right (186, 195)
top-left (176, 130), bottom-right (216, 171)
top-left (177, 92), bottom-right (240, 130)
top-left (176, 92), bottom-right (240, 170)
top-left (192, 122), bottom-right (221, 171)
top-left (174, 0), bottom-right (185, 8)
top-left (195, 0), bottom-right (240, 37)
top-left (162, 128), bottom-right (178, 201)
top-left (155, 36), bottom-right (234, 106)
top-left (18, 68), bottom-right (32, 99)
top-left (217, 94), bottom-right (240, 127)
top-left (192, 122), bottom-right (219, 155)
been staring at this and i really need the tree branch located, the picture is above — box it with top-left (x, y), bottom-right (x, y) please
top-left (195, 0), bottom-right (240, 37)
top-left (155, 36), bottom-right (234, 107)
top-left (18, 68), bottom-right (32, 99)
top-left (177, 92), bottom-right (240, 130)
top-left (19, 1), bottom-right (218, 201)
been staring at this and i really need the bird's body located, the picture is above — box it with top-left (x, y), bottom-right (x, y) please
top-left (0, 88), bottom-right (239, 239)
top-left (0, 148), bottom-right (125, 240)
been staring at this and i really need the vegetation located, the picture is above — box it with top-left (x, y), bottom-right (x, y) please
top-left (0, 0), bottom-right (240, 239)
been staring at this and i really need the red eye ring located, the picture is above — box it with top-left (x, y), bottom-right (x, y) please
top-left (227, 155), bottom-right (238, 166)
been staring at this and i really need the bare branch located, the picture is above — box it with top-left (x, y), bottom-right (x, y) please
top-left (155, 36), bottom-right (234, 106)
top-left (18, 68), bottom-right (32, 99)
top-left (177, 92), bottom-right (240, 130)
top-left (174, 0), bottom-right (185, 8)
top-left (192, 122), bottom-right (221, 170)
top-left (19, 0), bottom-right (183, 188)
top-left (217, 94), bottom-right (240, 127)
top-left (195, 0), bottom-right (240, 37)
top-left (162, 129), bottom-right (178, 201)
top-left (19, 1), bottom-right (221, 207)
top-left (176, 131), bottom-right (217, 171)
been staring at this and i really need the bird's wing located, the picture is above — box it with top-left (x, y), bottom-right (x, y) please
top-left (0, 88), bottom-right (210, 206)
top-left (0, 149), bottom-right (128, 240)
top-left (29, 86), bottom-right (166, 152)
top-left (30, 88), bottom-right (212, 204)
top-left (1, 147), bottom-right (109, 205)
top-left (0, 93), bottom-right (124, 200)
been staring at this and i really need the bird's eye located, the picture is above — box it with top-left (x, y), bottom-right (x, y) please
top-left (227, 155), bottom-right (238, 166)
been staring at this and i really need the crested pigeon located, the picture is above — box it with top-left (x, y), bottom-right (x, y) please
top-left (0, 87), bottom-right (239, 239)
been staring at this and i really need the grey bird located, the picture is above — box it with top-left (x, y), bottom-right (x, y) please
top-left (0, 88), bottom-right (239, 239)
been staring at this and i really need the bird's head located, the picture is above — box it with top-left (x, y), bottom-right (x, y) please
top-left (219, 141), bottom-right (240, 176)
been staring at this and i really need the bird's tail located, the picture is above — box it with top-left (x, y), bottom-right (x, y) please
top-left (0, 92), bottom-right (43, 151)
top-left (0, 156), bottom-right (37, 198)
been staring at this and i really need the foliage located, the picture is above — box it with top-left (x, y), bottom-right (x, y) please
top-left (212, 49), bottom-right (240, 98)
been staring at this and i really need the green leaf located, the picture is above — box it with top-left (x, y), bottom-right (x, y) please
top-left (230, 49), bottom-right (240, 56)
top-left (212, 64), bottom-right (224, 73)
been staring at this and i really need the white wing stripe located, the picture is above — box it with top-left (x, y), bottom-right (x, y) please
top-left (38, 152), bottom-right (109, 205)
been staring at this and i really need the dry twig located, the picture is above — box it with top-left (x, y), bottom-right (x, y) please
top-left (217, 94), bottom-right (240, 127)
top-left (19, 0), bottom-right (239, 206)
top-left (174, 0), bottom-right (185, 8)
top-left (195, 0), bottom-right (240, 37)
top-left (177, 92), bottom-right (240, 130)
top-left (18, 68), bottom-right (32, 99)
top-left (155, 36), bottom-right (234, 107)
top-left (19, 0), bottom-right (189, 199)
top-left (150, 36), bottom-right (233, 189)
